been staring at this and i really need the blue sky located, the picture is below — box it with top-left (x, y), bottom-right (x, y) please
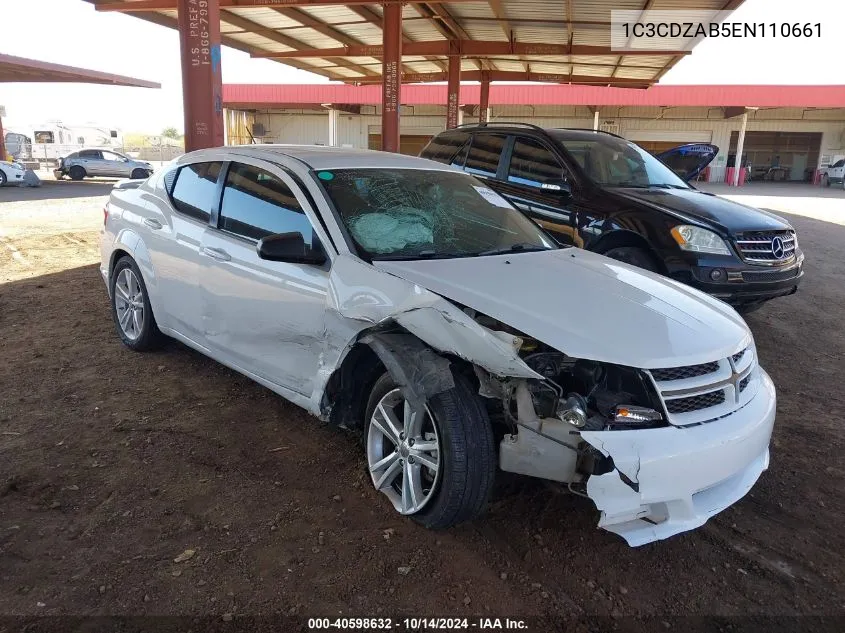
top-left (1, 0), bottom-right (842, 135)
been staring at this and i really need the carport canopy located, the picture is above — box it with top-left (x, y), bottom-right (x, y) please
top-left (0, 53), bottom-right (161, 160)
top-left (89, 0), bottom-right (746, 152)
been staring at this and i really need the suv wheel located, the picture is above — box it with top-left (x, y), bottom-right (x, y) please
top-left (603, 246), bottom-right (659, 272)
top-left (69, 165), bottom-right (86, 181)
top-left (364, 371), bottom-right (495, 529)
top-left (110, 257), bottom-right (164, 351)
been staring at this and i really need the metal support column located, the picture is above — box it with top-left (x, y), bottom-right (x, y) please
top-left (381, 2), bottom-right (402, 152)
top-left (732, 109), bottom-right (748, 186)
top-left (178, 0), bottom-right (224, 152)
top-left (479, 72), bottom-right (491, 123)
top-left (327, 108), bottom-right (339, 146)
top-left (446, 51), bottom-right (461, 129)
top-left (0, 111), bottom-right (6, 161)
top-left (593, 109), bottom-right (600, 131)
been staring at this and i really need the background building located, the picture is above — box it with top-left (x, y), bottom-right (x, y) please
top-left (223, 84), bottom-right (845, 184)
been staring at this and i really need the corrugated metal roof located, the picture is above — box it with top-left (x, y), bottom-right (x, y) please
top-left (90, 0), bottom-right (748, 87)
top-left (223, 83), bottom-right (845, 109)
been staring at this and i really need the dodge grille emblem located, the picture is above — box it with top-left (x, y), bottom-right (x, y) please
top-left (771, 236), bottom-right (785, 259)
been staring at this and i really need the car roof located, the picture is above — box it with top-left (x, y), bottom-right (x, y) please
top-left (178, 145), bottom-right (458, 172)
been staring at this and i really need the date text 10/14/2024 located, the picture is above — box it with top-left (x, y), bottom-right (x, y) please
top-left (308, 618), bottom-right (529, 630)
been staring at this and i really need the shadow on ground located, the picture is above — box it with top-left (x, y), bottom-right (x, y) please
top-left (0, 212), bottom-right (843, 621)
top-left (0, 179), bottom-right (119, 202)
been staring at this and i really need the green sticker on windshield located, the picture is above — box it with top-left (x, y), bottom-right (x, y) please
top-left (317, 171), bottom-right (334, 181)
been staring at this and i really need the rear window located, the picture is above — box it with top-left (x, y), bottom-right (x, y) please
top-left (171, 162), bottom-right (222, 223)
top-left (421, 132), bottom-right (470, 164)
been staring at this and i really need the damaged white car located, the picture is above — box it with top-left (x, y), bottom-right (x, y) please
top-left (99, 146), bottom-right (776, 546)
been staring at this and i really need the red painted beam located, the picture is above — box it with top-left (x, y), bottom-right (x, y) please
top-left (97, 0), bottom-right (480, 11)
top-left (381, 2), bottom-right (401, 153)
top-left (479, 72), bottom-right (490, 123)
top-left (446, 51), bottom-right (461, 129)
top-left (179, 0), bottom-right (224, 151)
top-left (351, 70), bottom-right (652, 87)
top-left (252, 40), bottom-right (690, 59)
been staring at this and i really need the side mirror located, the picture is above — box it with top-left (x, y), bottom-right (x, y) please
top-left (257, 232), bottom-right (327, 265)
top-left (540, 180), bottom-right (572, 198)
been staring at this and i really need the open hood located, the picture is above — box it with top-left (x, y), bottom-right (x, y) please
top-left (656, 143), bottom-right (718, 182)
top-left (374, 248), bottom-right (749, 369)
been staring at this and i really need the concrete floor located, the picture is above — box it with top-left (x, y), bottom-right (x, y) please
top-left (697, 182), bottom-right (845, 226)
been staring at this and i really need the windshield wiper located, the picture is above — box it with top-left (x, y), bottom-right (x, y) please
top-left (476, 243), bottom-right (553, 257)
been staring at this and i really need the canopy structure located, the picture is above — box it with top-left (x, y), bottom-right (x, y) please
top-left (0, 53), bottom-right (161, 87)
top-left (88, 0), bottom-right (746, 152)
top-left (0, 53), bottom-right (160, 160)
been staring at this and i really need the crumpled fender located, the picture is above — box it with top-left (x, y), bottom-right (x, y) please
top-left (325, 255), bottom-right (542, 380)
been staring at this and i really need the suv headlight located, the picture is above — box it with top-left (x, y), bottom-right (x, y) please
top-left (670, 225), bottom-right (730, 255)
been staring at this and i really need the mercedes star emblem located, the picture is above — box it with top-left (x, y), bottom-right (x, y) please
top-left (771, 236), bottom-right (785, 259)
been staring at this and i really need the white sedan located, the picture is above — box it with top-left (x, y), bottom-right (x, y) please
top-left (0, 160), bottom-right (26, 186)
top-left (99, 145), bottom-right (776, 546)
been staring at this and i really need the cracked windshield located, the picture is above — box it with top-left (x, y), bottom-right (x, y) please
top-left (318, 169), bottom-right (557, 260)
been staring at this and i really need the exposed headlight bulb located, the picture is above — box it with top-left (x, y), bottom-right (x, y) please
top-left (613, 405), bottom-right (663, 425)
top-left (557, 393), bottom-right (588, 428)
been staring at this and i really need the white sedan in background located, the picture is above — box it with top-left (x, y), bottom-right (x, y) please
top-left (98, 145), bottom-right (776, 547)
top-left (0, 160), bottom-right (26, 186)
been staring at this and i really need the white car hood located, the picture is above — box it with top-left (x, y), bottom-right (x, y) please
top-left (374, 248), bottom-right (750, 368)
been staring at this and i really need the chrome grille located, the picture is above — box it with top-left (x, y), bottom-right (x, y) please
top-left (651, 362), bottom-right (719, 382)
top-left (735, 230), bottom-right (796, 264)
top-left (647, 345), bottom-right (758, 426)
top-left (665, 391), bottom-right (726, 414)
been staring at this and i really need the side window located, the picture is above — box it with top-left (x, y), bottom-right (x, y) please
top-left (102, 151), bottom-right (122, 161)
top-left (79, 150), bottom-right (103, 159)
top-left (464, 134), bottom-right (506, 178)
top-left (219, 162), bottom-right (313, 242)
top-left (421, 132), bottom-right (470, 164)
top-left (171, 161), bottom-right (222, 223)
top-left (507, 137), bottom-right (564, 187)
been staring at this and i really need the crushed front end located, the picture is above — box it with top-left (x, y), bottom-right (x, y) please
top-left (466, 309), bottom-right (776, 546)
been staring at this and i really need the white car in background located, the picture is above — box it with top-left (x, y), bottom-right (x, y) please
top-left (98, 145), bottom-right (777, 546)
top-left (0, 160), bottom-right (26, 186)
top-left (821, 158), bottom-right (845, 188)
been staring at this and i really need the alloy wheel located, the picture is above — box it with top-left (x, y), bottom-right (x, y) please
top-left (367, 388), bottom-right (441, 515)
top-left (114, 267), bottom-right (145, 341)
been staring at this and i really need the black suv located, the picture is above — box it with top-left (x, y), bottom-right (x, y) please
top-left (421, 123), bottom-right (803, 312)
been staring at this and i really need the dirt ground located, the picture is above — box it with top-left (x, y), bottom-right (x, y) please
top-left (1, 179), bottom-right (843, 629)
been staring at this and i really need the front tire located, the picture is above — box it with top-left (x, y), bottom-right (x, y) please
top-left (0, 170), bottom-right (6, 186)
top-left (110, 257), bottom-right (163, 351)
top-left (365, 370), bottom-right (495, 529)
top-left (603, 245), bottom-right (659, 272)
top-left (131, 168), bottom-right (149, 179)
top-left (69, 166), bottom-right (86, 181)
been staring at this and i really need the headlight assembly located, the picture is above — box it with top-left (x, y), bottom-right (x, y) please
top-left (670, 225), bottom-right (731, 255)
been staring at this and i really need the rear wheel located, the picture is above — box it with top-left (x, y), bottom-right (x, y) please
top-left (603, 246), bottom-right (659, 272)
top-left (0, 170), bottom-right (6, 186)
top-left (69, 166), bottom-right (86, 181)
top-left (110, 257), bottom-right (164, 351)
top-left (364, 370), bottom-right (495, 529)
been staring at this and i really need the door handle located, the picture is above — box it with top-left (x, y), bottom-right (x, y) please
top-left (143, 218), bottom-right (162, 230)
top-left (202, 246), bottom-right (231, 262)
